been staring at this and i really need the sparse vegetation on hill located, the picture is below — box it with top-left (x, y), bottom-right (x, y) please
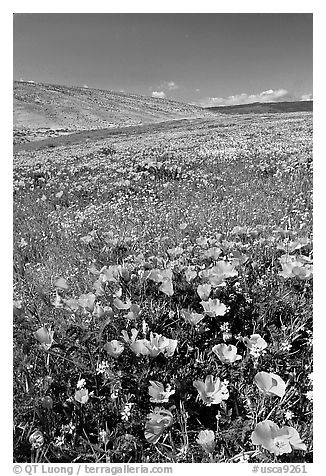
top-left (13, 81), bottom-right (208, 144)
top-left (206, 101), bottom-right (313, 115)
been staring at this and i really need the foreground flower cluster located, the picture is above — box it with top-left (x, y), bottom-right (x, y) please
top-left (13, 112), bottom-right (312, 463)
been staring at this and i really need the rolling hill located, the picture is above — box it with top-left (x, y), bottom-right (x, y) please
top-left (13, 80), bottom-right (208, 144)
top-left (206, 100), bottom-right (313, 115)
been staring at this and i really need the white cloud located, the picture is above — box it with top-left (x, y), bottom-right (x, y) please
top-left (300, 93), bottom-right (313, 101)
top-left (83, 84), bottom-right (89, 88)
top-left (167, 81), bottom-right (179, 90)
top-left (151, 80), bottom-right (179, 93)
top-left (195, 88), bottom-right (201, 92)
top-left (152, 91), bottom-right (166, 99)
top-left (198, 88), bottom-right (295, 107)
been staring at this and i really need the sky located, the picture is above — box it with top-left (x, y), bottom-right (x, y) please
top-left (13, 13), bottom-right (313, 106)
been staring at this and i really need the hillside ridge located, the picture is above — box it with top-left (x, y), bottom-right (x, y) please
top-left (13, 80), bottom-right (208, 144)
top-left (206, 100), bottom-right (313, 114)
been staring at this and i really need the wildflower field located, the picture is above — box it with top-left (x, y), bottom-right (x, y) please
top-left (13, 111), bottom-right (313, 464)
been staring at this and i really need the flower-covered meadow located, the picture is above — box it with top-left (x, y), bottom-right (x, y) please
top-left (13, 112), bottom-right (312, 463)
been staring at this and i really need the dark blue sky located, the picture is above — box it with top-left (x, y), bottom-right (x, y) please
top-left (13, 13), bottom-right (313, 105)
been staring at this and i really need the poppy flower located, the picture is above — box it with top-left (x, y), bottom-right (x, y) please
top-left (251, 420), bottom-right (307, 455)
top-left (126, 303), bottom-right (141, 320)
top-left (212, 343), bottom-right (242, 363)
top-left (204, 247), bottom-right (222, 260)
top-left (104, 340), bottom-right (124, 358)
top-left (200, 261), bottom-right (238, 287)
top-left (34, 327), bottom-right (54, 350)
top-left (201, 298), bottom-right (227, 317)
top-left (148, 333), bottom-right (177, 357)
top-left (199, 268), bottom-right (225, 287)
top-left (196, 236), bottom-right (209, 248)
top-left (163, 337), bottom-right (178, 357)
top-left (197, 429), bottom-right (216, 454)
top-left (197, 283), bottom-right (212, 301)
top-left (159, 278), bottom-right (174, 296)
top-left (77, 292), bottom-right (96, 312)
top-left (144, 408), bottom-right (173, 444)
top-left (130, 338), bottom-right (151, 356)
top-left (243, 334), bottom-right (268, 357)
top-left (99, 265), bottom-right (120, 283)
top-left (193, 375), bottom-right (229, 406)
top-left (92, 303), bottom-right (105, 318)
top-left (254, 371), bottom-right (286, 398)
top-left (181, 309), bottom-right (205, 326)
top-left (278, 255), bottom-right (313, 280)
top-left (54, 277), bottom-right (69, 290)
top-left (184, 267), bottom-right (197, 283)
top-left (148, 268), bottom-right (173, 283)
top-left (13, 300), bottom-right (24, 317)
top-left (29, 430), bottom-right (44, 449)
top-left (63, 298), bottom-right (80, 312)
top-left (113, 297), bottom-right (131, 310)
top-left (130, 332), bottom-right (177, 358)
top-left (74, 388), bottom-right (89, 404)
top-left (148, 381), bottom-right (175, 403)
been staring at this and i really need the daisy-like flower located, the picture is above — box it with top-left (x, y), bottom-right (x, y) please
top-left (254, 371), bottom-right (286, 398)
top-left (148, 381), bottom-right (175, 403)
top-left (280, 340), bottom-right (292, 352)
top-left (121, 402), bottom-right (134, 421)
top-left (284, 410), bottom-right (294, 421)
top-left (77, 378), bottom-right (86, 389)
top-left (96, 360), bottom-right (110, 374)
top-left (305, 390), bottom-right (313, 401)
top-left (251, 420), bottom-right (306, 455)
top-left (193, 375), bottom-right (229, 406)
top-left (212, 343), bottom-right (242, 364)
top-left (196, 429), bottom-right (216, 454)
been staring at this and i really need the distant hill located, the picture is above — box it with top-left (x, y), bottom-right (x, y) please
top-left (13, 80), bottom-right (208, 144)
top-left (206, 101), bottom-right (313, 115)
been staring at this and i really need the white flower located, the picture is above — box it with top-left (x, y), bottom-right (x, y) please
top-left (284, 410), bottom-right (294, 420)
top-left (280, 341), bottom-right (292, 352)
top-left (305, 390), bottom-right (313, 401)
top-left (96, 360), bottom-right (110, 374)
top-left (99, 429), bottom-right (109, 444)
top-left (121, 402), bottom-right (134, 421)
top-left (77, 378), bottom-right (86, 389)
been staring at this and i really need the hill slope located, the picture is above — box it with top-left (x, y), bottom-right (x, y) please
top-left (206, 100), bottom-right (313, 115)
top-left (13, 80), bottom-right (207, 144)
